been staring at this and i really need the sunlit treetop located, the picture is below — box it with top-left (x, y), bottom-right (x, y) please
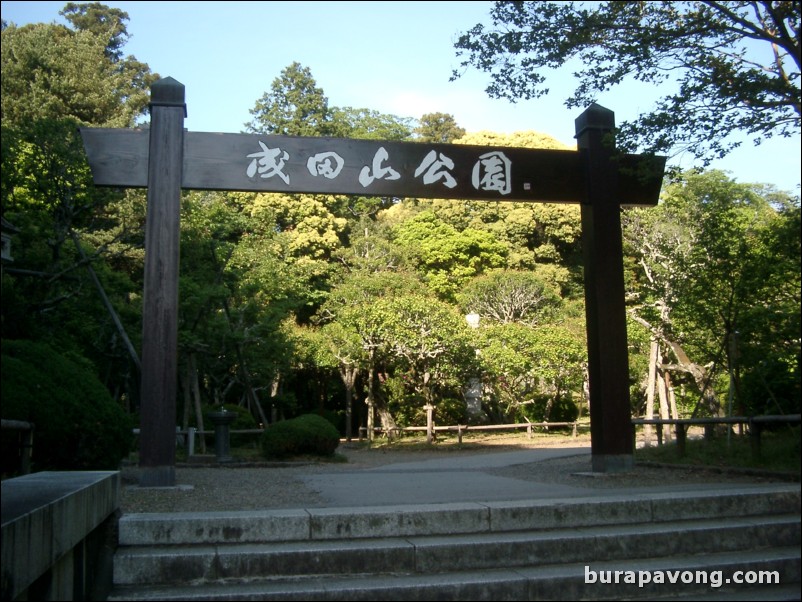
top-left (452, 1), bottom-right (800, 164)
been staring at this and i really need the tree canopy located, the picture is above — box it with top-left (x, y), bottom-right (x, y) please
top-left (1, 5), bottom-right (154, 128)
top-left (452, 1), bottom-right (801, 163)
top-left (2, 3), bottom-right (799, 462)
top-left (623, 170), bottom-right (801, 416)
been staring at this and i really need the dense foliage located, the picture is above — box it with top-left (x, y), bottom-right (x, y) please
top-left (452, 1), bottom-right (800, 164)
top-left (1, 339), bottom-right (134, 473)
top-left (1, 4), bottom-right (799, 468)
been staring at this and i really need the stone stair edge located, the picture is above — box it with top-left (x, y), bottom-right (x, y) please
top-left (115, 512), bottom-right (802, 557)
top-left (111, 514), bottom-right (801, 586)
top-left (107, 546), bottom-right (801, 601)
top-left (117, 485), bottom-right (802, 546)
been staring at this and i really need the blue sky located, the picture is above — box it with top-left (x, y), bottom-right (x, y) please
top-left (3, 0), bottom-right (800, 195)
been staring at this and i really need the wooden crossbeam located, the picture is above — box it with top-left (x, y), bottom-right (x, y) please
top-left (80, 130), bottom-right (664, 206)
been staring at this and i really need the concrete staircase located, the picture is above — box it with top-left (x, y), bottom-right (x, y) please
top-left (108, 485), bottom-right (800, 601)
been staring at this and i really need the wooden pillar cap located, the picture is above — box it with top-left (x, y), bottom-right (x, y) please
top-left (150, 76), bottom-right (186, 115)
top-left (574, 103), bottom-right (615, 138)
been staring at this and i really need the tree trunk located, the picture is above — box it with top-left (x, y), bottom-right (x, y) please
top-left (240, 360), bottom-right (268, 426)
top-left (543, 396), bottom-right (555, 424)
top-left (189, 353), bottom-right (206, 453)
top-left (366, 356), bottom-right (375, 442)
top-left (664, 340), bottom-right (722, 417)
top-left (580, 363), bottom-right (590, 420)
top-left (666, 371), bottom-right (679, 420)
top-left (657, 349), bottom-right (672, 443)
top-left (339, 364), bottom-right (358, 441)
top-left (643, 338), bottom-right (658, 446)
top-left (377, 405), bottom-right (398, 438)
top-left (630, 314), bottom-right (722, 417)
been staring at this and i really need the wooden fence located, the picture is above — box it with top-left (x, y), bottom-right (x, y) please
top-left (357, 420), bottom-right (585, 443)
top-left (163, 420), bottom-right (587, 457)
top-left (631, 414), bottom-right (801, 460)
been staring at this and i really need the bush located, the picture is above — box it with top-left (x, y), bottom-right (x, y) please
top-left (519, 394), bottom-right (579, 427)
top-left (260, 413), bottom-right (340, 459)
top-left (1, 339), bottom-right (134, 474)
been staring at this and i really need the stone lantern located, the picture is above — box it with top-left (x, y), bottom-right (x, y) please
top-left (208, 408), bottom-right (236, 463)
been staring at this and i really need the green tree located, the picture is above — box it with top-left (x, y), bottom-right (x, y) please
top-left (525, 324), bottom-right (586, 423)
top-left (391, 210), bottom-right (507, 301)
top-left (457, 270), bottom-right (561, 326)
top-left (474, 306), bottom-right (586, 423)
top-left (381, 131), bottom-right (582, 289)
top-left (374, 295), bottom-right (476, 422)
top-left (740, 197), bottom-right (801, 414)
top-left (624, 170), bottom-right (801, 416)
top-left (332, 217), bottom-right (406, 276)
top-left (452, 1), bottom-right (800, 163)
top-left (317, 321), bottom-right (366, 439)
top-left (285, 320), bottom-right (341, 424)
top-left (381, 295), bottom-right (473, 405)
top-left (314, 269), bottom-right (427, 438)
top-left (243, 191), bottom-right (349, 319)
top-left (476, 322), bottom-right (541, 421)
top-left (246, 62), bottom-right (416, 142)
top-left (414, 112), bottom-right (466, 143)
top-left (2, 3), bottom-right (155, 411)
top-left (175, 191), bottom-right (307, 427)
top-left (329, 106), bottom-right (414, 140)
top-left (1, 3), bottom-right (154, 128)
top-left (316, 270), bottom-right (428, 325)
top-left (59, 1), bottom-right (130, 60)
top-left (1, 118), bottom-right (145, 406)
top-left (246, 62), bottom-right (334, 136)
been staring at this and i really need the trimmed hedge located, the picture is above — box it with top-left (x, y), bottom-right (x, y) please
top-left (261, 413), bottom-right (340, 459)
top-left (1, 339), bottom-right (134, 473)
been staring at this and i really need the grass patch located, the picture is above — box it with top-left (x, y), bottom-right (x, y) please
top-left (636, 426), bottom-right (800, 473)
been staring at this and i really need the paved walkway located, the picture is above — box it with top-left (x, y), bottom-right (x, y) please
top-left (290, 446), bottom-right (792, 508)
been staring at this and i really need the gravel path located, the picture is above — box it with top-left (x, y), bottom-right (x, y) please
top-left (119, 438), bottom-right (796, 514)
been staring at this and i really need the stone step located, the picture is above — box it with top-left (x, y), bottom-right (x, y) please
top-left (108, 547), bottom-right (801, 601)
top-left (113, 514), bottom-right (801, 586)
top-left (117, 485), bottom-right (801, 546)
top-left (109, 487), bottom-right (801, 600)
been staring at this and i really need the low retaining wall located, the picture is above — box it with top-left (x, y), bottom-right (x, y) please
top-left (1, 471), bottom-right (120, 601)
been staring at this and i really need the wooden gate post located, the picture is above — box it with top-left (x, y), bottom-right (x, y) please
top-left (575, 104), bottom-right (634, 472)
top-left (138, 77), bottom-right (185, 487)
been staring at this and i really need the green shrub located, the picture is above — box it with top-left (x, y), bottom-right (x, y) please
top-left (520, 394), bottom-right (579, 426)
top-left (260, 413), bottom-right (340, 459)
top-left (1, 339), bottom-right (134, 474)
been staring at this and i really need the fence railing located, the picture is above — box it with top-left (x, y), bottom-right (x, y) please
top-left (358, 420), bottom-right (586, 443)
top-left (138, 414), bottom-right (798, 463)
top-left (631, 414), bottom-right (801, 460)
top-left (138, 421), bottom-right (588, 458)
